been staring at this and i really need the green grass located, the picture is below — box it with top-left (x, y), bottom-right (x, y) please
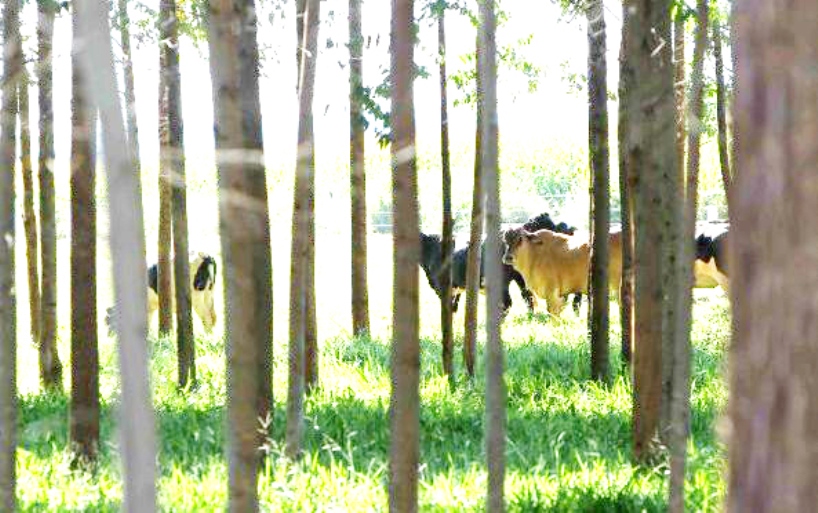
top-left (11, 140), bottom-right (730, 510)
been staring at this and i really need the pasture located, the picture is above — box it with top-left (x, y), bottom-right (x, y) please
top-left (12, 141), bottom-right (729, 510)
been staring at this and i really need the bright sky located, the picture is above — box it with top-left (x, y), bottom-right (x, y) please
top-left (17, 0), bottom-right (624, 175)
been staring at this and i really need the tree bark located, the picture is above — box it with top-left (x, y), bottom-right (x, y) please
top-left (76, 0), bottom-right (158, 507)
top-left (159, 0), bottom-right (195, 389)
top-left (587, 0), bottom-right (610, 384)
top-left (480, 2), bottom-right (504, 511)
top-left (389, 0), bottom-right (420, 510)
top-left (118, 0), bottom-right (140, 169)
top-left (0, 0), bottom-right (21, 507)
top-left (674, 12), bottom-right (686, 183)
top-left (623, 0), bottom-right (676, 463)
top-left (617, 2), bottom-right (633, 367)
top-left (713, 17), bottom-right (731, 197)
top-left (157, 7), bottom-right (174, 335)
top-left (728, 2), bottom-right (818, 510)
top-left (438, 5), bottom-right (454, 382)
top-left (207, 0), bottom-right (274, 508)
top-left (70, 0), bottom-right (100, 464)
top-left (349, 0), bottom-right (370, 337)
top-left (37, 0), bottom-right (62, 391)
top-left (669, 2), bottom-right (707, 510)
top-left (20, 66), bottom-right (42, 354)
top-left (463, 33), bottom-right (484, 380)
top-left (287, 0), bottom-right (321, 458)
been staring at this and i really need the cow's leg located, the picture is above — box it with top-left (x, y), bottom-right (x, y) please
top-left (510, 269), bottom-right (537, 314)
top-left (452, 291), bottom-right (462, 313)
top-left (572, 293), bottom-right (582, 315)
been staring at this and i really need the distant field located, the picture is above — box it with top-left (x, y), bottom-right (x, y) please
top-left (12, 140), bottom-right (729, 510)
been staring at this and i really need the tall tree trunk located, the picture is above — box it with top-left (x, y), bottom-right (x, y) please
top-left (157, 12), bottom-right (174, 336)
top-left (160, 0), bottom-right (195, 389)
top-left (118, 0), bottom-right (140, 168)
top-left (76, 0), bottom-right (157, 507)
top-left (349, 0), bottom-right (370, 337)
top-left (674, 12), bottom-right (686, 182)
top-left (713, 17), bottom-right (731, 197)
top-left (669, 1), bottom-right (707, 510)
top-left (70, 0), bottom-right (100, 463)
top-left (438, 5), bottom-right (454, 382)
top-left (480, 2), bottom-right (504, 510)
top-left (463, 33), bottom-right (484, 380)
top-left (617, 2), bottom-right (633, 367)
top-left (20, 67), bottom-right (42, 353)
top-left (287, 0), bottom-right (321, 458)
top-left (389, 0), bottom-right (420, 509)
top-left (37, 0), bottom-right (62, 391)
top-left (0, 0), bottom-right (21, 507)
top-left (207, 0), bottom-right (274, 508)
top-left (624, 0), bottom-right (676, 463)
top-left (587, 0), bottom-right (610, 383)
top-left (728, 2), bottom-right (818, 510)
top-left (237, 0), bottom-right (273, 440)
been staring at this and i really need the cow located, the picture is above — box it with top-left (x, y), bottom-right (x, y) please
top-left (105, 252), bottom-right (218, 335)
top-left (418, 212), bottom-right (581, 317)
top-left (695, 229), bottom-right (729, 291)
top-left (502, 227), bottom-right (622, 317)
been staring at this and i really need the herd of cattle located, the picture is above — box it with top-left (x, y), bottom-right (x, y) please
top-left (419, 212), bottom-right (730, 317)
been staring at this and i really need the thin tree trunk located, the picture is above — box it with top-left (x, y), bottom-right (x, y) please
top-left (160, 0), bottom-right (195, 389)
top-left (728, 2), bottom-right (818, 510)
top-left (713, 17), bottom-right (731, 197)
top-left (618, 2), bottom-right (633, 367)
top-left (587, 0), bottom-right (610, 384)
top-left (37, 0), bottom-right (62, 391)
top-left (0, 0), bottom-right (21, 506)
top-left (624, 0), bottom-right (675, 463)
top-left (480, 2), bottom-right (504, 510)
top-left (237, 0), bottom-right (274, 439)
top-left (674, 12), bottom-right (686, 183)
top-left (438, 6), bottom-right (454, 382)
top-left (207, 0), bottom-right (274, 508)
top-left (669, 2), bottom-right (707, 510)
top-left (287, 0), bottom-right (321, 458)
top-left (463, 33), bottom-right (484, 380)
top-left (118, 0), bottom-right (140, 168)
top-left (157, 12), bottom-right (174, 335)
top-left (70, 0), bottom-right (100, 463)
top-left (20, 67), bottom-right (42, 353)
top-left (389, 0), bottom-right (420, 509)
top-left (76, 0), bottom-right (157, 507)
top-left (349, 0), bottom-right (370, 337)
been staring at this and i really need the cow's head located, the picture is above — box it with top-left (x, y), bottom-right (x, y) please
top-left (695, 234), bottom-right (714, 262)
top-left (419, 233), bottom-right (444, 293)
top-left (502, 227), bottom-right (538, 267)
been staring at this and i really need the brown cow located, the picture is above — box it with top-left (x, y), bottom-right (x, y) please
top-left (502, 227), bottom-right (622, 316)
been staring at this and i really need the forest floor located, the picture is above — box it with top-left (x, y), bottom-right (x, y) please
top-left (13, 230), bottom-right (730, 511)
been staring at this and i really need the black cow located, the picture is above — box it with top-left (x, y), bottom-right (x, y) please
top-left (419, 212), bottom-right (581, 316)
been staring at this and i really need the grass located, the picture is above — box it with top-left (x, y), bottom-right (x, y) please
top-left (11, 140), bottom-right (730, 510)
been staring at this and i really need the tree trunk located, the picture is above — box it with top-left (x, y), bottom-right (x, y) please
top-left (617, 2), bottom-right (633, 367)
top-left (0, 0), bottom-right (21, 507)
top-left (157, 13), bottom-right (174, 336)
top-left (349, 0), bottom-right (370, 337)
top-left (118, 0), bottom-right (140, 168)
top-left (389, 0), bottom-right (420, 510)
top-left (37, 0), bottom-right (62, 391)
top-left (160, 0), bottom-right (195, 389)
top-left (480, 2), bottom-right (504, 511)
top-left (623, 0), bottom-right (675, 463)
top-left (674, 12), bottom-right (686, 183)
top-left (237, 0), bottom-right (274, 439)
top-left (669, 2), bottom-right (708, 510)
top-left (70, 0), bottom-right (100, 463)
top-left (207, 0), bottom-right (274, 508)
top-left (728, 2), bottom-right (818, 510)
top-left (463, 33), bottom-right (484, 380)
top-left (438, 6), bottom-right (454, 382)
top-left (587, 0), bottom-right (610, 384)
top-left (76, 0), bottom-right (157, 507)
top-left (713, 17), bottom-right (731, 197)
top-left (20, 67), bottom-right (42, 354)
top-left (287, 0), bottom-right (321, 458)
